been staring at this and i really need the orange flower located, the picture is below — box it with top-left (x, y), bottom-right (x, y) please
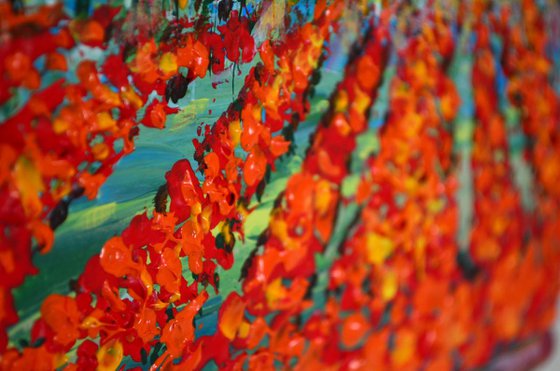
top-left (218, 292), bottom-right (246, 340)
top-left (341, 312), bottom-right (369, 348)
top-left (40, 295), bottom-right (81, 347)
top-left (161, 292), bottom-right (208, 359)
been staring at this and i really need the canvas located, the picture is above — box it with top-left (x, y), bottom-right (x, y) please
top-left (1, 0), bottom-right (560, 369)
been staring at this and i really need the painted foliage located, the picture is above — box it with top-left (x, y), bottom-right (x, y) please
top-left (1, 0), bottom-right (560, 370)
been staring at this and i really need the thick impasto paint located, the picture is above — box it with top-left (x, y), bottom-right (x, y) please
top-left (1, 0), bottom-right (560, 369)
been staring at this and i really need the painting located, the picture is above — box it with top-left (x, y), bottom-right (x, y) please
top-left (1, 0), bottom-right (560, 369)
